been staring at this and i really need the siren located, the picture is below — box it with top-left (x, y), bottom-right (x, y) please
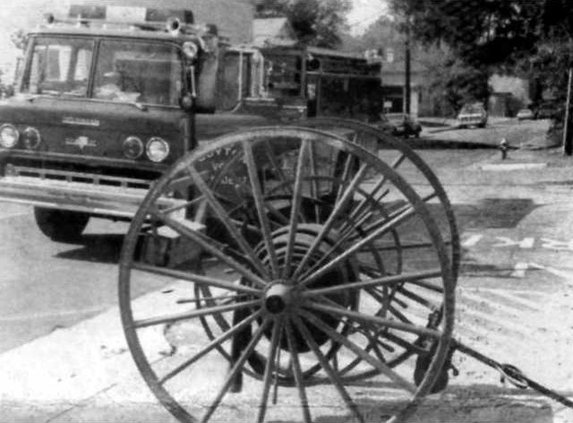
top-left (166, 17), bottom-right (181, 35)
top-left (43, 13), bottom-right (55, 24)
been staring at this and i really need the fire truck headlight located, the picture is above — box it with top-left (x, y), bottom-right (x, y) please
top-left (182, 41), bottom-right (199, 61)
top-left (123, 136), bottom-right (143, 159)
top-left (0, 124), bottom-right (20, 148)
top-left (146, 137), bottom-right (170, 162)
top-left (23, 127), bottom-right (42, 150)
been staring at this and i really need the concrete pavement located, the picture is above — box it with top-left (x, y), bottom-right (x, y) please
top-left (3, 137), bottom-right (573, 422)
top-left (0, 280), bottom-right (558, 423)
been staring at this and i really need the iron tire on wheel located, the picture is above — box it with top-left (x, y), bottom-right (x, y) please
top-left (119, 127), bottom-right (456, 423)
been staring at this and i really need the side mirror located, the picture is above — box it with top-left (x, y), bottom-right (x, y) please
top-left (179, 41), bottom-right (200, 111)
top-left (182, 41), bottom-right (199, 66)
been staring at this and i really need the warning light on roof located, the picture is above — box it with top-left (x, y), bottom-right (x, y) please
top-left (67, 5), bottom-right (194, 25)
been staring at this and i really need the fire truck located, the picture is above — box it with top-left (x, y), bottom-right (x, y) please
top-left (0, 3), bottom-right (383, 242)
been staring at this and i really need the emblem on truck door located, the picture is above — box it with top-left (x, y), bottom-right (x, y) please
top-left (65, 136), bottom-right (97, 150)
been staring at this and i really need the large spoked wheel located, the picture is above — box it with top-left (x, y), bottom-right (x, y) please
top-left (119, 127), bottom-right (456, 423)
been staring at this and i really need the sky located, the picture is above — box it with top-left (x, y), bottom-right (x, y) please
top-left (0, 0), bottom-right (389, 79)
top-left (348, 0), bottom-right (389, 34)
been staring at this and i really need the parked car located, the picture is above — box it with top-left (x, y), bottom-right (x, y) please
top-left (385, 113), bottom-right (423, 137)
top-left (374, 113), bottom-right (399, 135)
top-left (456, 103), bottom-right (488, 128)
top-left (516, 108), bottom-right (536, 120)
top-left (535, 102), bottom-right (560, 120)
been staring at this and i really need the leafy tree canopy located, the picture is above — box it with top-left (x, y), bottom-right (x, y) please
top-left (256, 0), bottom-right (351, 48)
top-left (389, 0), bottom-right (547, 67)
top-left (386, 0), bottom-right (573, 111)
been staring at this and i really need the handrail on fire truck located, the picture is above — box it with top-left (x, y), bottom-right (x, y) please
top-left (41, 12), bottom-right (219, 39)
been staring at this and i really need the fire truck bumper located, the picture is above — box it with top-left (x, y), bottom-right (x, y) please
top-left (0, 174), bottom-right (168, 218)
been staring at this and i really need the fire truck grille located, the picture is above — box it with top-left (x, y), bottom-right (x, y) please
top-left (6, 164), bottom-right (153, 190)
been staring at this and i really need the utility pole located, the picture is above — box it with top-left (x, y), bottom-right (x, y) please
top-left (404, 22), bottom-right (411, 115)
top-left (563, 67), bottom-right (573, 156)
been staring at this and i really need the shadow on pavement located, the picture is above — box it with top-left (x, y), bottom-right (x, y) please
top-left (454, 198), bottom-right (539, 230)
top-left (56, 233), bottom-right (125, 264)
top-left (405, 137), bottom-right (499, 150)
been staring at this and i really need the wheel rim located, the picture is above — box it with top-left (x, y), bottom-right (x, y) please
top-left (119, 127), bottom-right (455, 423)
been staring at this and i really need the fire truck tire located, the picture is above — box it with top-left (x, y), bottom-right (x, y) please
top-left (34, 207), bottom-right (90, 242)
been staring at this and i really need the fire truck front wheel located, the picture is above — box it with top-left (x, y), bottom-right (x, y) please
top-left (34, 207), bottom-right (90, 243)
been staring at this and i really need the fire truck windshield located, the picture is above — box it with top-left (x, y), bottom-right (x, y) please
top-left (22, 37), bottom-right (182, 106)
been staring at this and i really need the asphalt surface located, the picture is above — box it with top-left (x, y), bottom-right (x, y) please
top-left (1, 117), bottom-right (573, 422)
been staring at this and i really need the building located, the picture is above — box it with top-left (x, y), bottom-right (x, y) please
top-left (253, 17), bottom-right (297, 47)
top-left (380, 58), bottom-right (425, 117)
top-left (488, 74), bottom-right (531, 116)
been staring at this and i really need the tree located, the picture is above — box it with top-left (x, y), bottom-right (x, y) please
top-left (389, 0), bottom-right (543, 67)
top-left (342, 15), bottom-right (405, 56)
top-left (10, 29), bottom-right (27, 51)
top-left (385, 0), bottom-right (573, 117)
top-left (256, 0), bottom-right (351, 48)
top-left (343, 13), bottom-right (489, 114)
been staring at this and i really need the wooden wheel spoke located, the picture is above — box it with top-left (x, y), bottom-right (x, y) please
top-left (369, 241), bottom-right (435, 252)
top-left (187, 164), bottom-right (270, 279)
top-left (291, 315), bottom-right (365, 423)
top-left (159, 194), bottom-right (204, 217)
top-left (349, 319), bottom-right (429, 356)
top-left (300, 204), bottom-right (417, 287)
top-left (285, 319), bottom-right (312, 423)
top-left (263, 140), bottom-right (292, 193)
top-left (132, 262), bottom-right (261, 295)
top-left (307, 301), bottom-right (442, 339)
top-left (408, 278), bottom-right (444, 293)
top-left (283, 140), bottom-right (310, 278)
top-left (302, 269), bottom-right (442, 298)
top-left (156, 211), bottom-right (267, 288)
top-left (300, 310), bottom-right (416, 393)
top-left (336, 153), bottom-right (357, 203)
top-left (263, 199), bottom-right (291, 226)
top-left (132, 298), bottom-right (260, 329)
top-left (292, 164), bottom-right (370, 280)
top-left (360, 202), bottom-right (417, 235)
top-left (257, 317), bottom-right (284, 423)
top-left (243, 140), bottom-right (280, 278)
top-left (307, 141), bottom-right (320, 222)
top-left (159, 310), bottom-right (263, 385)
top-left (201, 318), bottom-right (271, 423)
top-left (398, 286), bottom-right (440, 311)
top-left (339, 171), bottom-right (392, 234)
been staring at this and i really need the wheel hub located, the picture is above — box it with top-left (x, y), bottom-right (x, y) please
top-left (255, 224), bottom-right (357, 351)
top-left (264, 283), bottom-right (293, 314)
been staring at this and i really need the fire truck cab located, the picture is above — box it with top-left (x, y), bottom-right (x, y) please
top-left (0, 4), bottom-right (383, 242)
top-left (0, 5), bottom-right (223, 241)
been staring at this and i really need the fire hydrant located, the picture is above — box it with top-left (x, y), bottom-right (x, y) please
top-left (500, 138), bottom-right (509, 160)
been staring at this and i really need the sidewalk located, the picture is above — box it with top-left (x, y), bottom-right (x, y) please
top-left (414, 117), bottom-right (556, 150)
top-left (0, 279), bottom-right (557, 423)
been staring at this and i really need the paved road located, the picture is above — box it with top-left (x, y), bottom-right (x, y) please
top-left (0, 204), bottom-right (162, 354)
top-left (1, 139), bottom-right (573, 422)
